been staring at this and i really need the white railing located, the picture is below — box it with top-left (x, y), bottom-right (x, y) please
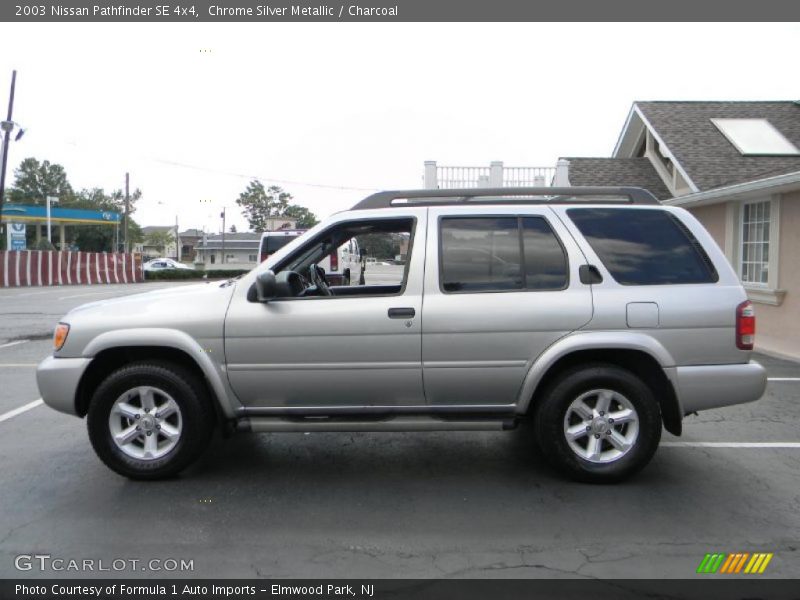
top-left (424, 160), bottom-right (569, 190)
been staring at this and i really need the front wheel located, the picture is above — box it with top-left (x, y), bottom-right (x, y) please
top-left (87, 361), bottom-right (215, 480)
top-left (534, 364), bottom-right (662, 483)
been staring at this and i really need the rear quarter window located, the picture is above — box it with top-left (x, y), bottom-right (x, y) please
top-left (567, 208), bottom-right (718, 285)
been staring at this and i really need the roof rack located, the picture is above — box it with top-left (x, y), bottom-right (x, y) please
top-left (351, 186), bottom-right (659, 210)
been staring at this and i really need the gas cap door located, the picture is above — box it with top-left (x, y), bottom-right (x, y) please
top-left (626, 302), bottom-right (660, 328)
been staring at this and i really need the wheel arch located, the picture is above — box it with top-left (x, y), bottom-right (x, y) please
top-left (517, 334), bottom-right (683, 436)
top-left (75, 329), bottom-right (240, 420)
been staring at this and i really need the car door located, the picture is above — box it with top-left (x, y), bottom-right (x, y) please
top-left (224, 209), bottom-right (427, 408)
top-left (421, 206), bottom-right (593, 407)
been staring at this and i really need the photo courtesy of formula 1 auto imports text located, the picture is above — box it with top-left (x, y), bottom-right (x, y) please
top-left (1, 2), bottom-right (800, 599)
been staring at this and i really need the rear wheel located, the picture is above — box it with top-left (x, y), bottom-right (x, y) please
top-left (87, 361), bottom-right (214, 480)
top-left (534, 364), bottom-right (661, 483)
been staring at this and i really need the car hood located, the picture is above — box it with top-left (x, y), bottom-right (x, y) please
top-left (58, 282), bottom-right (237, 357)
top-left (68, 282), bottom-right (223, 314)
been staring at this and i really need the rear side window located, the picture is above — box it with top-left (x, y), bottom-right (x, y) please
top-left (440, 216), bottom-right (568, 293)
top-left (567, 208), bottom-right (718, 285)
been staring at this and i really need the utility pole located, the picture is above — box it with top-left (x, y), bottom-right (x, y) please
top-left (220, 208), bottom-right (226, 264)
top-left (0, 70), bottom-right (18, 233)
top-left (123, 172), bottom-right (130, 253)
top-left (175, 214), bottom-right (180, 261)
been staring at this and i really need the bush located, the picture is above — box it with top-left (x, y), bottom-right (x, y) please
top-left (144, 268), bottom-right (250, 281)
top-left (34, 239), bottom-right (57, 251)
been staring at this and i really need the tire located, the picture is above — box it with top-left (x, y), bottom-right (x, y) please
top-left (87, 361), bottom-right (215, 480)
top-left (533, 364), bottom-right (661, 483)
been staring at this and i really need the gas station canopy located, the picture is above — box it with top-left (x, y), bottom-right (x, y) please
top-left (1, 204), bottom-right (122, 225)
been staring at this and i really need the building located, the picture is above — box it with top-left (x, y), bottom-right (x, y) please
top-left (424, 102), bottom-right (800, 357)
top-left (178, 228), bottom-right (204, 262)
top-left (195, 232), bottom-right (261, 268)
top-left (562, 101), bottom-right (800, 359)
top-left (1, 204), bottom-right (121, 251)
top-left (137, 225), bottom-right (177, 260)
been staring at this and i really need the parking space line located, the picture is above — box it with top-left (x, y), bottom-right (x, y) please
top-left (57, 290), bottom-right (122, 300)
top-left (767, 377), bottom-right (800, 382)
top-left (661, 442), bottom-right (800, 448)
top-left (0, 363), bottom-right (37, 367)
top-left (0, 399), bottom-right (43, 424)
top-left (0, 340), bottom-right (29, 349)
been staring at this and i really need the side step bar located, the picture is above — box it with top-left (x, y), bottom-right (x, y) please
top-left (239, 415), bottom-right (517, 433)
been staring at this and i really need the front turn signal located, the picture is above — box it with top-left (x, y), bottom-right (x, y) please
top-left (54, 323), bottom-right (70, 351)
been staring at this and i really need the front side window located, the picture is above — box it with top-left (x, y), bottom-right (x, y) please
top-left (567, 208), bottom-right (718, 286)
top-left (273, 217), bottom-right (414, 297)
top-left (440, 216), bottom-right (568, 293)
top-left (740, 201), bottom-right (771, 286)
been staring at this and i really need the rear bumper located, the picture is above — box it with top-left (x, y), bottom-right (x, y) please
top-left (36, 355), bottom-right (92, 416)
top-left (674, 360), bottom-right (767, 414)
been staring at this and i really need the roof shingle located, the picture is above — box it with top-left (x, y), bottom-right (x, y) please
top-left (636, 101), bottom-right (800, 191)
top-left (562, 157), bottom-right (673, 200)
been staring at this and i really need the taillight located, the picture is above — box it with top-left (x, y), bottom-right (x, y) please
top-left (329, 249), bottom-right (338, 272)
top-left (736, 300), bottom-right (755, 350)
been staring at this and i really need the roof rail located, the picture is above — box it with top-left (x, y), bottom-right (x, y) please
top-left (351, 186), bottom-right (659, 210)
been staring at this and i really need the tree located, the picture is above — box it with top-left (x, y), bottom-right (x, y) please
top-left (229, 224), bottom-right (238, 233)
top-left (145, 230), bottom-right (174, 256)
top-left (235, 180), bottom-right (291, 232)
top-left (284, 204), bottom-right (319, 229)
top-left (71, 187), bottom-right (143, 251)
top-left (6, 158), bottom-right (144, 252)
top-left (7, 157), bottom-right (74, 204)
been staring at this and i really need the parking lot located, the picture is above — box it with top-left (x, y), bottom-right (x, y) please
top-left (1, 280), bottom-right (799, 579)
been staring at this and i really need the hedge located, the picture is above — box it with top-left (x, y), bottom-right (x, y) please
top-left (144, 269), bottom-right (250, 281)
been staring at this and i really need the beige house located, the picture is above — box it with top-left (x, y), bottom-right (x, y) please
top-left (563, 101), bottom-right (800, 359)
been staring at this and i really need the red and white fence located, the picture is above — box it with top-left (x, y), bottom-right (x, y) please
top-left (0, 251), bottom-right (143, 288)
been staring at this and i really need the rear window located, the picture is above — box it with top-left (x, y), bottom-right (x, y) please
top-left (262, 235), bottom-right (299, 255)
top-left (567, 208), bottom-right (718, 285)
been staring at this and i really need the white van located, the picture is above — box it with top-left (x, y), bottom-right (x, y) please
top-left (259, 230), bottom-right (360, 285)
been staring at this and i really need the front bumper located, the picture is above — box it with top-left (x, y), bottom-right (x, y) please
top-left (36, 355), bottom-right (92, 416)
top-left (674, 360), bottom-right (767, 414)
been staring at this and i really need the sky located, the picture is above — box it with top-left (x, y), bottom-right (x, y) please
top-left (0, 22), bottom-right (798, 233)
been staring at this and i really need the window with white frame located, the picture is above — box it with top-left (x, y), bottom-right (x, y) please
top-left (740, 201), bottom-right (771, 285)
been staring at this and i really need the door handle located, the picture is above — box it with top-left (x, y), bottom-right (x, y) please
top-left (388, 307), bottom-right (415, 319)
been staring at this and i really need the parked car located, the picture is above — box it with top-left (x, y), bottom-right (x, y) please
top-left (260, 230), bottom-right (360, 285)
top-left (37, 187), bottom-right (767, 482)
top-left (143, 258), bottom-right (195, 272)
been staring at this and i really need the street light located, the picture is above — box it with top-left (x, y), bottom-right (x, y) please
top-left (46, 195), bottom-right (58, 243)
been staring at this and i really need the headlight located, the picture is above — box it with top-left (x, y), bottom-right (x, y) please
top-left (53, 323), bottom-right (70, 351)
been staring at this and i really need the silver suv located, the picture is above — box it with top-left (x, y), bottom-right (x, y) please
top-left (36, 187), bottom-right (767, 482)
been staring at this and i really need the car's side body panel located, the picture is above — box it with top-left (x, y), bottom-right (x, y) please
top-left (224, 208), bottom-right (428, 408)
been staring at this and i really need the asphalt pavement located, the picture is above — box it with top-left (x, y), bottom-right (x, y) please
top-left (0, 281), bottom-right (799, 579)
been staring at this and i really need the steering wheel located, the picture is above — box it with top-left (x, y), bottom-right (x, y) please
top-left (308, 263), bottom-right (333, 297)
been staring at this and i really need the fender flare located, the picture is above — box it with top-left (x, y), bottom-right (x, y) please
top-left (515, 331), bottom-right (679, 414)
top-left (82, 328), bottom-right (241, 419)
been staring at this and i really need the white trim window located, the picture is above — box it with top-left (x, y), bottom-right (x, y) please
top-left (740, 200), bottom-right (771, 286)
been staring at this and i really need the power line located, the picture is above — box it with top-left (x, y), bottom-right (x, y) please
top-left (56, 138), bottom-right (380, 193)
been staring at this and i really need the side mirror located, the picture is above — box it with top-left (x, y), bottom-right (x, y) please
top-left (255, 270), bottom-right (277, 302)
